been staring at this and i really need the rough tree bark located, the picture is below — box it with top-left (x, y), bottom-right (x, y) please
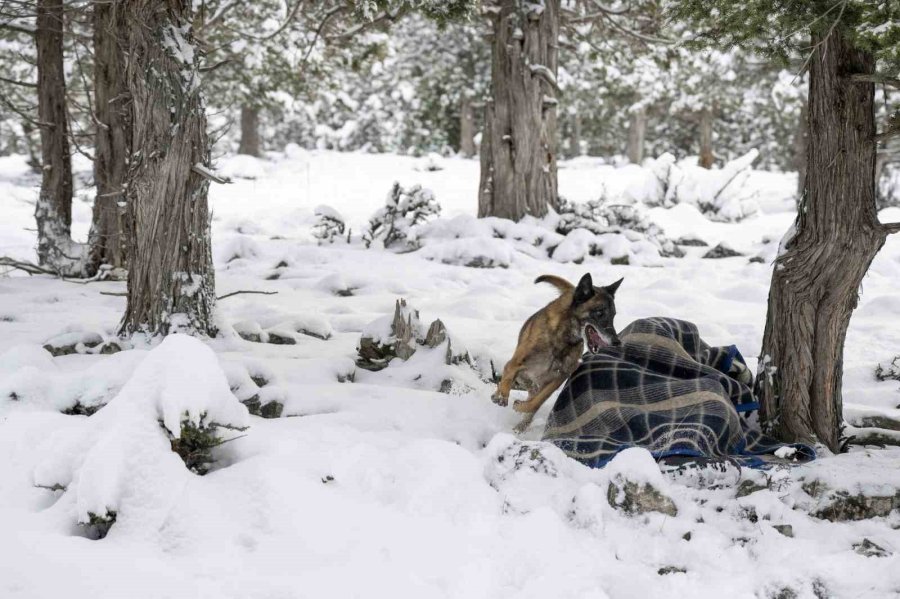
top-left (756, 30), bottom-right (887, 452)
top-left (34, 0), bottom-right (75, 269)
top-left (626, 106), bottom-right (647, 164)
top-left (792, 98), bottom-right (808, 200)
top-left (89, 0), bottom-right (130, 273)
top-left (698, 106), bottom-right (714, 168)
top-left (120, 0), bottom-right (216, 337)
top-left (478, 0), bottom-right (560, 221)
top-left (459, 95), bottom-right (476, 158)
top-left (237, 105), bottom-right (261, 157)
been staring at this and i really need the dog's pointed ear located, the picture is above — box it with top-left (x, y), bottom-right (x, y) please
top-left (572, 273), bottom-right (594, 305)
top-left (605, 277), bottom-right (624, 296)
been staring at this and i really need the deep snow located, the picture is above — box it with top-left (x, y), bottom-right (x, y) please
top-left (1, 149), bottom-right (899, 598)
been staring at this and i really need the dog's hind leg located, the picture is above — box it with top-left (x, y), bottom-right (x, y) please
top-left (512, 375), bottom-right (567, 415)
top-left (511, 377), bottom-right (566, 434)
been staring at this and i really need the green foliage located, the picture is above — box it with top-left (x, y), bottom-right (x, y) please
top-left (165, 414), bottom-right (246, 475)
top-left (669, 0), bottom-right (900, 73)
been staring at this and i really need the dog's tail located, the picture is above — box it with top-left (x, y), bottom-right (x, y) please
top-left (534, 274), bottom-right (573, 294)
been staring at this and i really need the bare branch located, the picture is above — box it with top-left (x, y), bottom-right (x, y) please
top-left (851, 73), bottom-right (900, 89)
top-left (217, 290), bottom-right (278, 300)
top-left (0, 74), bottom-right (36, 88)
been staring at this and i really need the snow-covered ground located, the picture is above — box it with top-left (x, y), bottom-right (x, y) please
top-left (1, 150), bottom-right (900, 598)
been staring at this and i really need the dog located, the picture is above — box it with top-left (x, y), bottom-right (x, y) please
top-left (491, 273), bottom-right (623, 432)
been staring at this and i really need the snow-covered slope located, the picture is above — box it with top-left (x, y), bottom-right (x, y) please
top-left (1, 150), bottom-right (899, 598)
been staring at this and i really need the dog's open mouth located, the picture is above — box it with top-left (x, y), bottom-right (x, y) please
top-left (583, 324), bottom-right (608, 353)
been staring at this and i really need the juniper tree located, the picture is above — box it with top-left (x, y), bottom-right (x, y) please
top-left (671, 0), bottom-right (900, 451)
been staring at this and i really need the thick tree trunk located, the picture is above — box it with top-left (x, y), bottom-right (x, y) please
top-left (698, 106), bottom-right (714, 168)
top-left (237, 105), bottom-right (261, 157)
top-left (478, 0), bottom-right (559, 221)
top-left (35, 0), bottom-right (74, 269)
top-left (626, 106), bottom-right (647, 164)
top-left (793, 99), bottom-right (808, 199)
top-left (756, 30), bottom-right (885, 452)
top-left (120, 0), bottom-right (216, 337)
top-left (459, 95), bottom-right (476, 158)
top-left (89, 0), bottom-right (130, 273)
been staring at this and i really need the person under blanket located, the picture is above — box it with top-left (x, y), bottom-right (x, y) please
top-left (542, 317), bottom-right (816, 469)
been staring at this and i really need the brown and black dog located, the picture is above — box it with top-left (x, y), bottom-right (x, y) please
top-left (492, 273), bottom-right (623, 432)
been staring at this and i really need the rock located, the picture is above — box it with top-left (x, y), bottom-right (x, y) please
top-left (657, 566), bottom-right (686, 575)
top-left (610, 255), bottom-right (630, 265)
top-left (703, 243), bottom-right (744, 259)
top-left (682, 532), bottom-right (692, 541)
top-left (607, 479), bottom-right (677, 517)
top-left (356, 299), bottom-right (425, 370)
top-left (250, 374), bottom-right (269, 387)
top-left (736, 479), bottom-right (767, 498)
top-left (266, 331), bottom-right (296, 345)
top-left (806, 483), bottom-right (900, 522)
top-left (773, 524), bottom-right (794, 538)
top-left (259, 400), bottom-right (284, 419)
top-left (237, 330), bottom-right (262, 343)
top-left (43, 331), bottom-right (104, 356)
top-left (748, 256), bottom-right (766, 264)
top-left (423, 319), bottom-right (448, 348)
top-left (62, 403), bottom-right (102, 417)
top-left (853, 538), bottom-right (890, 557)
top-left (98, 341), bottom-right (122, 355)
top-left (676, 236), bottom-right (709, 247)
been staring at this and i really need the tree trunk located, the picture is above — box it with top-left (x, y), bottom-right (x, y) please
top-left (756, 30), bottom-right (886, 453)
top-left (120, 0), bottom-right (216, 337)
top-left (698, 106), bottom-right (714, 168)
top-left (459, 95), bottom-right (476, 158)
top-left (626, 106), bottom-right (647, 164)
top-left (35, 0), bottom-right (74, 269)
top-left (567, 110), bottom-right (582, 158)
top-left (478, 0), bottom-right (559, 221)
top-left (89, 0), bottom-right (130, 273)
top-left (792, 98), bottom-right (808, 200)
top-left (237, 105), bottom-right (261, 156)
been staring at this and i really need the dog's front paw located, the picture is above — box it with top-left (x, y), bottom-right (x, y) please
top-left (491, 391), bottom-right (508, 407)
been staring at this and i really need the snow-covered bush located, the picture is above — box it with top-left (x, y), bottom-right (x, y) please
top-left (363, 182), bottom-right (441, 249)
top-left (664, 150), bottom-right (761, 221)
top-left (311, 205), bottom-right (347, 244)
top-left (33, 336), bottom-right (249, 539)
top-left (556, 198), bottom-right (683, 258)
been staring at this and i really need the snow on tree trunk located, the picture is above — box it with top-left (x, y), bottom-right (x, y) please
top-left (626, 106), bottom-right (647, 164)
top-left (459, 95), bottom-right (476, 158)
top-left (35, 0), bottom-right (75, 270)
top-left (792, 98), bottom-right (808, 200)
top-left (698, 106), bottom-right (714, 168)
top-left (237, 105), bottom-right (261, 157)
top-left (120, 0), bottom-right (216, 338)
top-left (756, 30), bottom-right (886, 453)
top-left (478, 0), bottom-right (560, 221)
top-left (89, 0), bottom-right (130, 273)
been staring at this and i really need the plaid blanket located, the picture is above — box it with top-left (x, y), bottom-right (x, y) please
top-left (542, 317), bottom-right (816, 468)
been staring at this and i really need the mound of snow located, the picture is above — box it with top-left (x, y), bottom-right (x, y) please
top-left (33, 335), bottom-right (249, 530)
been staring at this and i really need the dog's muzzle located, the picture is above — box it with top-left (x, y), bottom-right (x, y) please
top-left (584, 324), bottom-right (620, 353)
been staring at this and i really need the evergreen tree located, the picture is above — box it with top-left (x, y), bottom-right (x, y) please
top-left (672, 0), bottom-right (900, 451)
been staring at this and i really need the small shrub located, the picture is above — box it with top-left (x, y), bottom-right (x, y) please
top-left (166, 413), bottom-right (246, 475)
top-left (311, 205), bottom-right (347, 244)
top-left (363, 182), bottom-right (440, 249)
